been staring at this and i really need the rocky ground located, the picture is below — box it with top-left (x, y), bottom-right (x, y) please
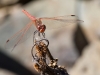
top-left (0, 0), bottom-right (100, 75)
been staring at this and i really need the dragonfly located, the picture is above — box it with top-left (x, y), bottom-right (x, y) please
top-left (5, 9), bottom-right (83, 50)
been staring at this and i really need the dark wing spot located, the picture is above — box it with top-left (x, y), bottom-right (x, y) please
top-left (6, 40), bottom-right (9, 43)
top-left (71, 15), bottom-right (75, 16)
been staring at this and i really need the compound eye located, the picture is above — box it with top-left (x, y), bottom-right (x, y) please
top-left (38, 25), bottom-right (46, 33)
top-left (42, 25), bottom-right (46, 30)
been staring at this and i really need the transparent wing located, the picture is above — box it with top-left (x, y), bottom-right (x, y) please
top-left (5, 21), bottom-right (34, 50)
top-left (40, 15), bottom-right (83, 29)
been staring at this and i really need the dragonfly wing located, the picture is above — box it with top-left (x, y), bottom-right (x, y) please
top-left (5, 21), bottom-right (34, 50)
top-left (40, 15), bottom-right (83, 29)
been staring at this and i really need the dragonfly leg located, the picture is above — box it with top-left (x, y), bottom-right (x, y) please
top-left (34, 30), bottom-right (38, 35)
top-left (38, 32), bottom-right (40, 37)
top-left (31, 43), bottom-right (36, 59)
top-left (33, 30), bottom-right (38, 44)
top-left (39, 39), bottom-right (49, 47)
top-left (42, 33), bottom-right (45, 38)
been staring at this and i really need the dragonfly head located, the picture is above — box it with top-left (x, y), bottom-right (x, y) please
top-left (38, 25), bottom-right (46, 33)
top-left (36, 19), bottom-right (46, 33)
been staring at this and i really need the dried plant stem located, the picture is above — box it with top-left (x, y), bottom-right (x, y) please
top-left (32, 39), bottom-right (69, 75)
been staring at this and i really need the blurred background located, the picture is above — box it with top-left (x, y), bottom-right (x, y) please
top-left (0, 0), bottom-right (100, 75)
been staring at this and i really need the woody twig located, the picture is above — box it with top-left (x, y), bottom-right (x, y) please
top-left (31, 38), bottom-right (69, 75)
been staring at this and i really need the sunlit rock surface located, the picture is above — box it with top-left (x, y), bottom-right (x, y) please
top-left (0, 0), bottom-right (100, 75)
top-left (70, 42), bottom-right (100, 75)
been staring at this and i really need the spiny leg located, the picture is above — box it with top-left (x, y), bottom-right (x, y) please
top-left (31, 44), bottom-right (36, 59)
top-left (38, 31), bottom-right (40, 37)
top-left (42, 32), bottom-right (45, 38)
top-left (39, 39), bottom-right (49, 47)
top-left (33, 30), bottom-right (38, 44)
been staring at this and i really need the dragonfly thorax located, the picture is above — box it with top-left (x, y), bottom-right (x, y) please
top-left (37, 25), bottom-right (46, 33)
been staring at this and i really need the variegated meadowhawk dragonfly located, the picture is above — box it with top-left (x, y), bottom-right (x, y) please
top-left (5, 9), bottom-right (83, 50)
